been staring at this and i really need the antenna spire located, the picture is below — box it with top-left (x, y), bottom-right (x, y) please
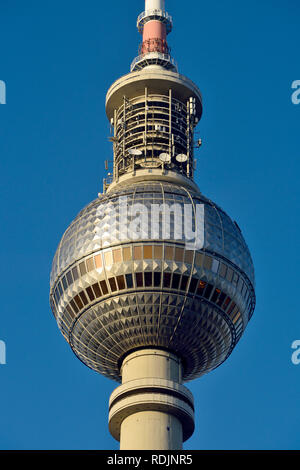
top-left (131, 0), bottom-right (175, 72)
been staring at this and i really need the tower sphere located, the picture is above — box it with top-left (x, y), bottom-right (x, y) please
top-left (50, 180), bottom-right (255, 382)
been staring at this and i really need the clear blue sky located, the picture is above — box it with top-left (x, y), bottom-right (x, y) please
top-left (0, 0), bottom-right (299, 450)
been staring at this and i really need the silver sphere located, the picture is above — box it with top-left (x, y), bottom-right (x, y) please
top-left (50, 181), bottom-right (255, 382)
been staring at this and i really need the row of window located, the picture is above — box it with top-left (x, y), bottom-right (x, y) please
top-left (53, 271), bottom-right (244, 335)
top-left (53, 244), bottom-right (251, 305)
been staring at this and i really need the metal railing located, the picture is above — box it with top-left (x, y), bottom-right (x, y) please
top-left (130, 52), bottom-right (177, 72)
top-left (137, 9), bottom-right (173, 34)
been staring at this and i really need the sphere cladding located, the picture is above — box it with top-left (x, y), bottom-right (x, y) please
top-left (50, 181), bottom-right (255, 382)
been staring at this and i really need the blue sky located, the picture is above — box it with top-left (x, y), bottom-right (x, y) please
top-left (0, 0), bottom-right (299, 450)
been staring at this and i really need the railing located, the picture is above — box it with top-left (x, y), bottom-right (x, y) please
top-left (130, 52), bottom-right (177, 72)
top-left (137, 9), bottom-right (173, 33)
top-left (112, 93), bottom-right (193, 179)
top-left (137, 9), bottom-right (172, 24)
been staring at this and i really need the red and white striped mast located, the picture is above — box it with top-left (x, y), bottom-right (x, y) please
top-left (132, 0), bottom-right (176, 71)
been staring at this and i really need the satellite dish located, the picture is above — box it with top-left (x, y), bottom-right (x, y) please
top-left (159, 153), bottom-right (171, 163)
top-left (176, 153), bottom-right (188, 163)
top-left (128, 149), bottom-right (142, 156)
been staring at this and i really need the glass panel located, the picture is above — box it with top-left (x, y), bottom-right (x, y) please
top-left (66, 305), bottom-right (75, 319)
top-left (134, 246), bottom-right (142, 260)
top-left (54, 289), bottom-right (59, 305)
top-left (116, 275), bottom-right (125, 290)
top-left (86, 257), bottom-right (95, 272)
top-left (74, 295), bottom-right (84, 310)
top-left (109, 277), bottom-right (117, 292)
top-left (195, 252), bottom-right (203, 267)
top-left (172, 273), bottom-right (181, 289)
top-left (211, 288), bottom-right (221, 303)
top-left (231, 306), bottom-right (239, 318)
top-left (219, 263), bottom-right (227, 278)
top-left (57, 282), bottom-right (63, 298)
top-left (72, 266), bottom-right (79, 281)
top-left (113, 249), bottom-right (122, 263)
top-left (175, 247), bottom-right (184, 262)
top-left (233, 272), bottom-right (239, 285)
top-left (165, 246), bottom-right (174, 260)
top-left (203, 255), bottom-right (212, 270)
top-left (163, 272), bottom-right (171, 288)
top-left (104, 251), bottom-right (113, 266)
top-left (144, 272), bottom-right (152, 287)
top-left (154, 245), bottom-right (163, 259)
top-left (180, 275), bottom-right (189, 291)
top-left (123, 246), bottom-right (132, 261)
top-left (70, 299), bottom-right (79, 314)
top-left (226, 267), bottom-right (233, 282)
top-left (236, 323), bottom-right (243, 333)
top-left (62, 276), bottom-right (68, 290)
top-left (189, 277), bottom-right (198, 293)
top-left (223, 296), bottom-right (231, 310)
top-left (79, 291), bottom-right (88, 306)
top-left (197, 280), bottom-right (206, 295)
top-left (216, 292), bottom-right (226, 307)
top-left (98, 281), bottom-right (106, 296)
top-left (66, 271), bottom-right (73, 286)
top-left (135, 272), bottom-right (143, 287)
top-left (125, 273), bottom-right (133, 288)
top-left (94, 254), bottom-right (102, 269)
top-left (154, 272), bottom-right (161, 287)
top-left (212, 259), bottom-right (219, 273)
top-left (86, 286), bottom-right (95, 301)
top-left (203, 283), bottom-right (213, 299)
top-left (79, 261), bottom-right (87, 276)
top-left (227, 301), bottom-right (236, 315)
top-left (143, 245), bottom-right (153, 259)
top-left (184, 250), bottom-right (193, 264)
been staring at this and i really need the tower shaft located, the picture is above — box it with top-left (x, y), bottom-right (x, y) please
top-left (109, 349), bottom-right (194, 450)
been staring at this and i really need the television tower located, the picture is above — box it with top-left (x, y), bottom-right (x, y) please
top-left (50, 0), bottom-right (255, 450)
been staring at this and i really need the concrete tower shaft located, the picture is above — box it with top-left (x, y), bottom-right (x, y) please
top-left (50, 0), bottom-right (256, 453)
top-left (109, 350), bottom-right (194, 450)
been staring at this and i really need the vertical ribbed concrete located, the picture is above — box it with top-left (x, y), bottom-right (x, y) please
top-left (120, 411), bottom-right (183, 450)
top-left (108, 349), bottom-right (195, 450)
top-left (120, 350), bottom-right (182, 450)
